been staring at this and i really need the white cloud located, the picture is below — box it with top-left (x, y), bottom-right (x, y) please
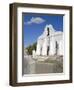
top-left (24, 17), bottom-right (45, 25)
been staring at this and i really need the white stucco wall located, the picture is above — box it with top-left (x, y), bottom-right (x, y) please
top-left (35, 24), bottom-right (63, 56)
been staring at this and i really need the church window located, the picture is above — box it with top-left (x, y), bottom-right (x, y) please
top-left (47, 27), bottom-right (50, 36)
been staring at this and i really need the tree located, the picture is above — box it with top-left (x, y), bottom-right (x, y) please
top-left (26, 42), bottom-right (37, 55)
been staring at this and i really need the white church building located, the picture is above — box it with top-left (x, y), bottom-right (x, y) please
top-left (33, 24), bottom-right (64, 56)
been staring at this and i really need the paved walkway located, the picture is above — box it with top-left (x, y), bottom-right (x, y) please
top-left (23, 55), bottom-right (63, 75)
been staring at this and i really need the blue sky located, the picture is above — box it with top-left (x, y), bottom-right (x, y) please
top-left (23, 13), bottom-right (63, 48)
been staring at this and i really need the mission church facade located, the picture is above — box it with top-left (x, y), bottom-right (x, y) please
top-left (33, 24), bottom-right (64, 56)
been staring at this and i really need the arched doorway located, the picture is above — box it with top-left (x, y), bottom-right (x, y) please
top-left (55, 41), bottom-right (58, 55)
top-left (47, 46), bottom-right (50, 55)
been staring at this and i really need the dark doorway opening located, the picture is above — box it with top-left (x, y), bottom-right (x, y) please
top-left (47, 46), bottom-right (49, 55)
top-left (56, 41), bottom-right (58, 55)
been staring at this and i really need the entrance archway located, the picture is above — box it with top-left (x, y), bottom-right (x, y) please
top-left (47, 46), bottom-right (49, 55)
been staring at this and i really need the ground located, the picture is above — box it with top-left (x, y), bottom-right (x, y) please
top-left (22, 55), bottom-right (63, 75)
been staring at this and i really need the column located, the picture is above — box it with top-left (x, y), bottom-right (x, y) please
top-left (49, 38), bottom-right (56, 55)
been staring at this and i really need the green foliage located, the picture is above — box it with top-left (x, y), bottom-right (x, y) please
top-left (26, 42), bottom-right (37, 55)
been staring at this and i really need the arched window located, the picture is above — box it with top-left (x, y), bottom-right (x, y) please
top-left (47, 27), bottom-right (50, 36)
